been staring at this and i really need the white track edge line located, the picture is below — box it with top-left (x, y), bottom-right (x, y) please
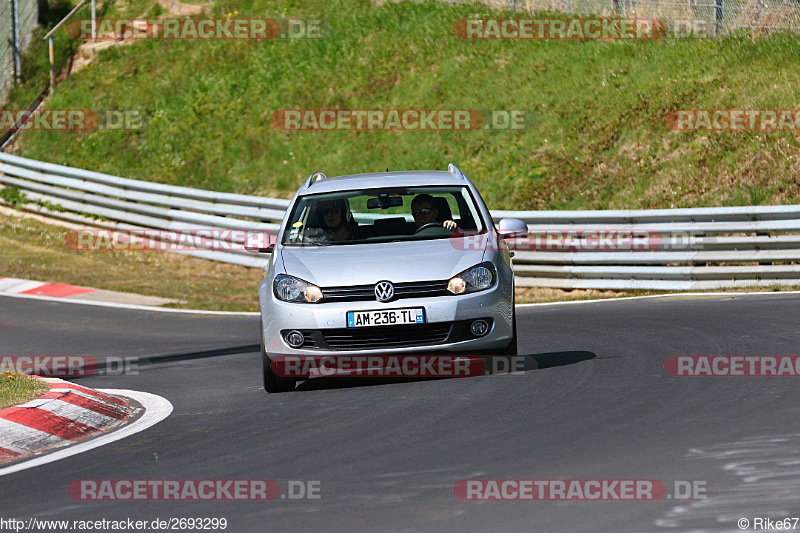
top-left (516, 289), bottom-right (800, 307)
top-left (0, 389), bottom-right (173, 477)
top-left (0, 291), bottom-right (258, 315)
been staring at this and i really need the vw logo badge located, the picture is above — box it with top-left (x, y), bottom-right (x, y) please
top-left (374, 281), bottom-right (395, 302)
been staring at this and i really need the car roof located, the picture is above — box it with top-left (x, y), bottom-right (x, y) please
top-left (297, 170), bottom-right (467, 195)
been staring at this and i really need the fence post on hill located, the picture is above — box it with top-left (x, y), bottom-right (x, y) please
top-left (715, 0), bottom-right (724, 35)
top-left (11, 0), bottom-right (22, 83)
top-left (42, 0), bottom-right (89, 94)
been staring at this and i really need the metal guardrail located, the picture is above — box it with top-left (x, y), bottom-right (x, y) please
top-left (0, 152), bottom-right (288, 268)
top-left (2, 152), bottom-right (800, 290)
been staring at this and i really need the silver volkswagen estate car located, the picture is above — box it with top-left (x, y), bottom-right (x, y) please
top-left (248, 164), bottom-right (528, 392)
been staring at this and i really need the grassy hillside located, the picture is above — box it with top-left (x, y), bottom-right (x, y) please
top-left (9, 0), bottom-right (800, 210)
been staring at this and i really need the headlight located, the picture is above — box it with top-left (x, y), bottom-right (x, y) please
top-left (274, 274), bottom-right (323, 303)
top-left (447, 263), bottom-right (496, 295)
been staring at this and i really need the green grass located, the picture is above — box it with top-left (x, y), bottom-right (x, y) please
top-left (0, 371), bottom-right (49, 410)
top-left (0, 186), bottom-right (26, 206)
top-left (0, 213), bottom-right (266, 311)
top-left (7, 0), bottom-right (800, 210)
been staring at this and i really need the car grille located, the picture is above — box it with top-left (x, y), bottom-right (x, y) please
top-left (321, 323), bottom-right (453, 350)
top-left (322, 280), bottom-right (449, 302)
top-left (281, 319), bottom-right (491, 351)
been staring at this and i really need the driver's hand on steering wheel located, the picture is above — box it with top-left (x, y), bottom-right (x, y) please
top-left (443, 220), bottom-right (457, 231)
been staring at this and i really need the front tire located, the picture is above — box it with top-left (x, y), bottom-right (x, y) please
top-left (262, 331), bottom-right (296, 393)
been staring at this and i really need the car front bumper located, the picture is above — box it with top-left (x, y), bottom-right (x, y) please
top-left (259, 281), bottom-right (513, 357)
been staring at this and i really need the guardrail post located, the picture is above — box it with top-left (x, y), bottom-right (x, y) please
top-left (48, 36), bottom-right (54, 95)
top-left (91, 0), bottom-right (96, 42)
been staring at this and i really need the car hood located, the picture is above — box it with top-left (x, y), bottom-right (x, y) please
top-left (280, 238), bottom-right (487, 286)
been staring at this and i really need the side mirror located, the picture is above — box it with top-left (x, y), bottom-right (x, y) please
top-left (244, 231), bottom-right (277, 253)
top-left (496, 218), bottom-right (528, 239)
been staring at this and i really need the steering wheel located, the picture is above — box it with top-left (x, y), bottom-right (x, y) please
top-left (413, 222), bottom-right (444, 234)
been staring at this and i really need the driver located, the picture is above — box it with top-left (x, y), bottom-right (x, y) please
top-left (411, 194), bottom-right (457, 231)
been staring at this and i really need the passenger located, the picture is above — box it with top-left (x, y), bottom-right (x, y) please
top-left (314, 198), bottom-right (361, 241)
top-left (411, 194), bottom-right (457, 231)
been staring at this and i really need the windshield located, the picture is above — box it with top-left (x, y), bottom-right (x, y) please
top-left (282, 186), bottom-right (486, 246)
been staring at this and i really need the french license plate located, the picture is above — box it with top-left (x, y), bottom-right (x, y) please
top-left (347, 308), bottom-right (425, 328)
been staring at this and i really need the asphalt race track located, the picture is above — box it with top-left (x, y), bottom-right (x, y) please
top-left (1, 293), bottom-right (799, 532)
